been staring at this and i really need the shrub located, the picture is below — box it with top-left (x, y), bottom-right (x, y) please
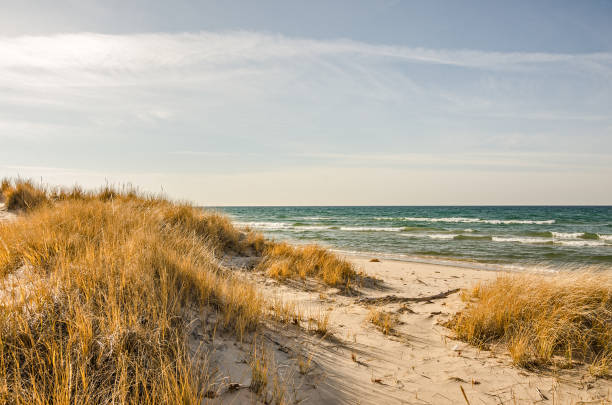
top-left (368, 308), bottom-right (398, 335)
top-left (448, 273), bottom-right (612, 374)
top-left (2, 179), bottom-right (49, 211)
top-left (257, 242), bottom-right (357, 287)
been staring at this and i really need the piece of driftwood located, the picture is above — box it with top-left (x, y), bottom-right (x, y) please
top-left (356, 288), bottom-right (460, 305)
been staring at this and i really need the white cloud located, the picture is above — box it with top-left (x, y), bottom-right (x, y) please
top-left (0, 31), bottom-right (610, 203)
top-left (2, 32), bottom-right (611, 71)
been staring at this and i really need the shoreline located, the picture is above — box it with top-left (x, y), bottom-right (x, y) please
top-left (345, 252), bottom-right (531, 274)
top-left (223, 205), bottom-right (612, 270)
top-left (336, 249), bottom-right (553, 273)
top-left (241, 253), bottom-right (612, 403)
top-left (336, 246), bottom-right (601, 274)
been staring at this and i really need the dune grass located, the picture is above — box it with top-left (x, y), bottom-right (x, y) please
top-left (448, 273), bottom-right (612, 375)
top-left (256, 242), bottom-right (357, 288)
top-left (1, 179), bottom-right (49, 211)
top-left (0, 181), bottom-right (267, 404)
top-left (367, 308), bottom-right (398, 336)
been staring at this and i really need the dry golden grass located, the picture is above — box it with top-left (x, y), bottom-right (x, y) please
top-left (448, 273), bottom-right (612, 374)
top-left (269, 297), bottom-right (302, 326)
top-left (1, 179), bottom-right (49, 211)
top-left (249, 342), bottom-right (269, 396)
top-left (247, 341), bottom-right (292, 405)
top-left (257, 242), bottom-right (357, 287)
top-left (296, 352), bottom-right (313, 375)
top-left (307, 308), bottom-right (331, 337)
top-left (367, 308), bottom-right (398, 335)
top-left (0, 178), bottom-right (11, 199)
top-left (0, 182), bottom-right (267, 404)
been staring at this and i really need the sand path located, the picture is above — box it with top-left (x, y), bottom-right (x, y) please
top-left (0, 203), bottom-right (16, 223)
top-left (216, 256), bottom-right (612, 404)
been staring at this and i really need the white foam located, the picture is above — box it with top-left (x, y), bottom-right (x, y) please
top-left (599, 234), bottom-right (612, 241)
top-left (400, 233), bottom-right (456, 240)
top-left (234, 221), bottom-right (292, 230)
top-left (485, 219), bottom-right (555, 225)
top-left (491, 236), bottom-right (608, 248)
top-left (293, 225), bottom-right (331, 231)
top-left (426, 234), bottom-right (456, 240)
top-left (384, 217), bottom-right (556, 225)
top-left (556, 240), bottom-right (606, 247)
top-left (551, 232), bottom-right (582, 239)
top-left (339, 226), bottom-right (404, 232)
top-left (492, 236), bottom-right (551, 244)
top-left (235, 222), bottom-right (407, 232)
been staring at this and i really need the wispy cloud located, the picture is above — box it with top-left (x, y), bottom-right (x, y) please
top-left (2, 32), bottom-right (611, 74)
top-left (0, 31), bottom-right (611, 203)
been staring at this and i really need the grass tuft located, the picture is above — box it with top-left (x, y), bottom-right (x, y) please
top-left (307, 309), bottom-right (331, 337)
top-left (367, 308), bottom-right (398, 335)
top-left (448, 273), bottom-right (612, 375)
top-left (1, 179), bottom-right (49, 211)
top-left (257, 242), bottom-right (357, 287)
top-left (297, 352), bottom-right (313, 375)
top-left (249, 342), bottom-right (269, 396)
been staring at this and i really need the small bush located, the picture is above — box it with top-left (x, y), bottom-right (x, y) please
top-left (0, 178), bottom-right (11, 201)
top-left (243, 231), bottom-right (267, 255)
top-left (249, 343), bottom-right (269, 395)
top-left (257, 242), bottom-right (356, 287)
top-left (308, 309), bottom-right (331, 337)
top-left (2, 179), bottom-right (49, 211)
top-left (368, 308), bottom-right (398, 335)
top-left (448, 273), bottom-right (612, 374)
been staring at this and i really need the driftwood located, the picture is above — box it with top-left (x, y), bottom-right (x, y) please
top-left (356, 288), bottom-right (460, 305)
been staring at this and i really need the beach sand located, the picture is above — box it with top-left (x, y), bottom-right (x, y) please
top-left (0, 203), bottom-right (16, 222)
top-left (214, 255), bottom-right (612, 404)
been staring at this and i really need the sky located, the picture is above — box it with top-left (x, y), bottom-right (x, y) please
top-left (0, 1), bottom-right (611, 205)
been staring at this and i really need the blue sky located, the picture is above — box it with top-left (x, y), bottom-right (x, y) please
top-left (0, 1), bottom-right (611, 205)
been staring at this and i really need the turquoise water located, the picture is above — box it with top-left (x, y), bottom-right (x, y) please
top-left (213, 206), bottom-right (612, 270)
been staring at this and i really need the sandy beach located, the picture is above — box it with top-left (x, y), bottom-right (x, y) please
top-left (209, 254), bottom-right (612, 404)
top-left (0, 203), bottom-right (15, 222)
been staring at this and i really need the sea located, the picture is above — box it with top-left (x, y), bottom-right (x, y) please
top-left (213, 206), bottom-right (612, 271)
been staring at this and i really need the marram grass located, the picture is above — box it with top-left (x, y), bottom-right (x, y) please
top-left (0, 182), bottom-right (265, 404)
top-left (0, 179), bottom-right (362, 404)
top-left (256, 242), bottom-right (357, 288)
top-left (448, 273), bottom-right (612, 375)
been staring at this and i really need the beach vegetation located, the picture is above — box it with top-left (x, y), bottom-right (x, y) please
top-left (1, 178), bottom-right (49, 211)
top-left (308, 308), bottom-right (331, 337)
top-left (0, 181), bottom-right (268, 403)
top-left (367, 308), bottom-right (398, 335)
top-left (448, 273), bottom-right (612, 375)
top-left (257, 242), bottom-right (357, 287)
top-left (297, 352), bottom-right (313, 375)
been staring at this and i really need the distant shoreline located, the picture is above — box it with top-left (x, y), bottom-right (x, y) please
top-left (206, 204), bottom-right (612, 208)
top-left (219, 205), bottom-right (612, 270)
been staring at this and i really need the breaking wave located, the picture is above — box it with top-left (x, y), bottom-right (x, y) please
top-left (376, 217), bottom-right (556, 225)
